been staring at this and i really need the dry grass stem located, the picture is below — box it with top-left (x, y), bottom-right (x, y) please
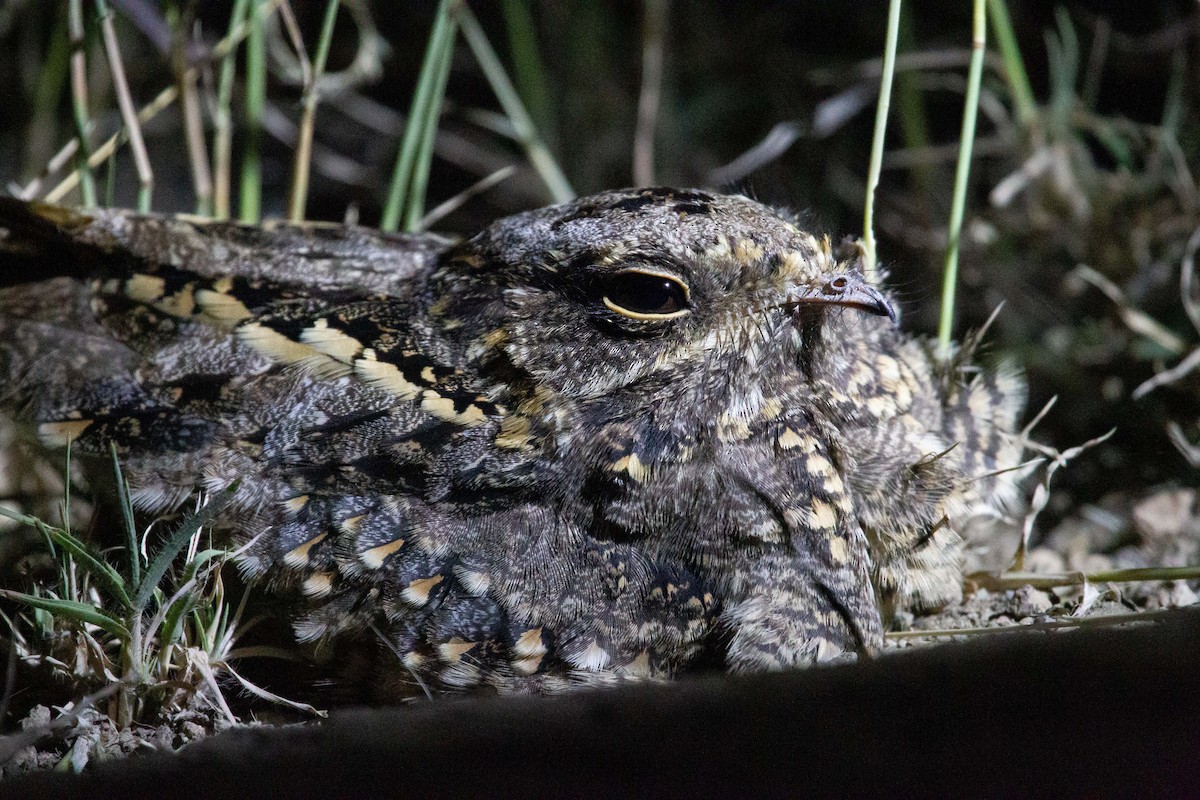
top-left (177, 50), bottom-right (213, 216)
top-left (418, 164), bottom-right (516, 231)
top-left (885, 608), bottom-right (1177, 641)
top-left (97, 0), bottom-right (153, 210)
top-left (971, 566), bottom-right (1200, 591)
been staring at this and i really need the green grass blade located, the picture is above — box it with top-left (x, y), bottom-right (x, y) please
top-left (1045, 8), bottom-right (1079, 136)
top-left (104, 150), bottom-right (117, 208)
top-left (179, 549), bottom-right (230, 590)
top-left (66, 0), bottom-right (97, 208)
top-left (159, 592), bottom-right (196, 652)
top-left (501, 0), bottom-right (555, 144)
top-left (986, 0), bottom-right (1036, 129)
top-left (156, 549), bottom-right (226, 650)
top-left (240, 0), bottom-right (267, 224)
top-left (0, 506), bottom-right (133, 610)
top-left (1160, 48), bottom-right (1187, 139)
top-left (382, 0), bottom-right (456, 233)
top-left (895, 5), bottom-right (933, 205)
top-left (133, 487), bottom-right (236, 613)
top-left (937, 0), bottom-right (987, 359)
top-left (0, 590), bottom-right (129, 639)
top-left (457, 4), bottom-right (574, 203)
top-left (862, 0), bottom-right (902, 280)
top-left (62, 440), bottom-right (72, 534)
top-left (403, 11), bottom-right (459, 232)
top-left (27, 12), bottom-right (68, 176)
top-left (110, 443), bottom-right (140, 588)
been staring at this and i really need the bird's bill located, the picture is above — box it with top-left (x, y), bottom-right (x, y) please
top-left (785, 273), bottom-right (897, 323)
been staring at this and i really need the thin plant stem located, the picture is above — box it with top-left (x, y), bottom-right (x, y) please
top-left (62, 441), bottom-right (73, 535)
top-left (19, 143), bottom-right (78, 201)
top-left (500, 0), bottom-right (555, 145)
top-left (457, 4), bottom-right (574, 203)
top-left (862, 0), bottom-right (902, 281)
top-left (381, 0), bottom-right (456, 233)
top-left (973, 566), bottom-right (1200, 591)
top-left (68, 0), bottom-right (98, 208)
top-left (173, 10), bottom-right (213, 217)
top-left (273, 0), bottom-right (310, 83)
top-left (936, 0), bottom-right (986, 359)
top-left (403, 9), bottom-right (459, 232)
top-left (120, 606), bottom-right (143, 727)
top-left (240, 0), bottom-right (268, 223)
top-left (986, 0), bottom-right (1035, 130)
top-left (96, 0), bottom-right (154, 211)
top-left (418, 164), bottom-right (515, 231)
top-left (212, 0), bottom-right (250, 220)
top-left (288, 0), bottom-right (342, 223)
top-left (633, 0), bottom-right (668, 186)
top-left (885, 608), bottom-right (1178, 641)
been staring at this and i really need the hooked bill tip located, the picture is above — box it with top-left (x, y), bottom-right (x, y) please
top-left (877, 295), bottom-right (898, 324)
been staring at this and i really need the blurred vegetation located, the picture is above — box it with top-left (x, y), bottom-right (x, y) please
top-left (0, 0), bottom-right (1197, 540)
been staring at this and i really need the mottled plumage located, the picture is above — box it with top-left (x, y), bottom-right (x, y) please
top-left (0, 188), bottom-right (1024, 693)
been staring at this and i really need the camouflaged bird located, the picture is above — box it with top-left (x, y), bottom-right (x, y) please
top-left (0, 188), bottom-right (1025, 694)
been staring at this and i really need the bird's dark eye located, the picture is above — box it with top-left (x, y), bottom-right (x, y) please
top-left (601, 269), bottom-right (691, 320)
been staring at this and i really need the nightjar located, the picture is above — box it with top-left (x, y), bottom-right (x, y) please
top-left (0, 188), bottom-right (1025, 694)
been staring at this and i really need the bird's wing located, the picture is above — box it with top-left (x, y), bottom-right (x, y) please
top-left (0, 198), bottom-right (448, 293)
top-left (0, 201), bottom-right (659, 695)
top-left (0, 199), bottom-right (500, 467)
top-left (0, 199), bottom-right (506, 546)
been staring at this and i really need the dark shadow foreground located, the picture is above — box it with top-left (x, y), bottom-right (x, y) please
top-left (6, 608), bottom-right (1199, 799)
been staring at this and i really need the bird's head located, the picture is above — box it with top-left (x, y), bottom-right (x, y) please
top-left (430, 188), bottom-right (897, 406)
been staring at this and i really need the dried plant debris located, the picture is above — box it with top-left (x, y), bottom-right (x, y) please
top-left (888, 486), bottom-right (1200, 649)
top-left (0, 695), bottom-right (222, 779)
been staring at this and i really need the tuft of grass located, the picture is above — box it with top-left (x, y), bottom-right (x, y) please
top-left (21, 0), bottom-right (569, 233)
top-left (0, 447), bottom-right (318, 737)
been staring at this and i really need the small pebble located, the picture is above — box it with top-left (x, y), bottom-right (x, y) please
top-left (1012, 585), bottom-right (1054, 617)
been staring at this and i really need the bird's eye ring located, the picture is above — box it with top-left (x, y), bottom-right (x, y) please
top-left (601, 269), bottom-right (691, 320)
